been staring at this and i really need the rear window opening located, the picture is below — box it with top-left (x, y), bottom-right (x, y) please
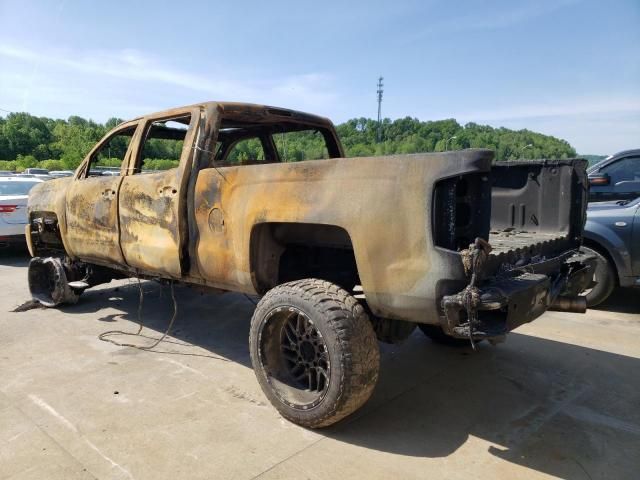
top-left (207, 115), bottom-right (341, 168)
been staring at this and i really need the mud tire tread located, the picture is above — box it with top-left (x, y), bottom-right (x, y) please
top-left (249, 278), bottom-right (380, 428)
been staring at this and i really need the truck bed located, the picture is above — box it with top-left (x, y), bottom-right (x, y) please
top-left (484, 159), bottom-right (587, 274)
top-left (488, 230), bottom-right (567, 254)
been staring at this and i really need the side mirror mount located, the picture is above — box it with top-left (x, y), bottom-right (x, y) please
top-left (589, 174), bottom-right (610, 186)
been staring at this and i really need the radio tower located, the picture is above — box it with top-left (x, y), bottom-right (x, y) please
top-left (376, 76), bottom-right (384, 143)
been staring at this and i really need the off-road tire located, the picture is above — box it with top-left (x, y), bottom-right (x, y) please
top-left (418, 324), bottom-right (476, 347)
top-left (249, 279), bottom-right (380, 428)
top-left (580, 246), bottom-right (616, 307)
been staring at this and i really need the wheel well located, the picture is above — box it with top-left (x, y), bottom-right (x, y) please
top-left (29, 211), bottom-right (66, 256)
top-left (250, 223), bottom-right (359, 294)
top-left (582, 238), bottom-right (619, 286)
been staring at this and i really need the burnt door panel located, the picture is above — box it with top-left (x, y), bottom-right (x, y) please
top-left (64, 122), bottom-right (138, 264)
top-left (117, 111), bottom-right (198, 278)
top-left (65, 175), bottom-right (124, 264)
top-left (118, 169), bottom-right (182, 277)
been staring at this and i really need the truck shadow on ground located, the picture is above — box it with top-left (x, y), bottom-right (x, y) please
top-left (328, 335), bottom-right (640, 479)
top-left (58, 279), bottom-right (640, 480)
top-left (589, 287), bottom-right (640, 314)
top-left (0, 246), bottom-right (31, 266)
top-left (63, 281), bottom-right (257, 367)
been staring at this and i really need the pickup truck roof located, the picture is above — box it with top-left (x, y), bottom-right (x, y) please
top-left (120, 101), bottom-right (334, 130)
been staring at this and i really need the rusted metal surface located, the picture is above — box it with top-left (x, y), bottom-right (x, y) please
top-left (66, 174), bottom-right (125, 264)
top-left (549, 295), bottom-right (587, 313)
top-left (26, 177), bottom-right (72, 258)
top-left (119, 169), bottom-right (183, 276)
top-left (117, 107), bottom-right (199, 277)
top-left (26, 101), bottom-right (589, 327)
top-left (192, 151), bottom-right (492, 322)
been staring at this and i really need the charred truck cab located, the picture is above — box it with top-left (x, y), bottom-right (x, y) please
top-left (26, 102), bottom-right (594, 428)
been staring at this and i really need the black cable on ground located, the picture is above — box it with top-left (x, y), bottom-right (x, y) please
top-left (97, 279), bottom-right (228, 361)
top-left (99, 278), bottom-right (178, 350)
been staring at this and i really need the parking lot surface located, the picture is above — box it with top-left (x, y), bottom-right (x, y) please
top-left (1, 249), bottom-right (639, 480)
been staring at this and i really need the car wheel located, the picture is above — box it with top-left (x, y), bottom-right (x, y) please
top-left (249, 278), bottom-right (380, 428)
top-left (580, 246), bottom-right (616, 307)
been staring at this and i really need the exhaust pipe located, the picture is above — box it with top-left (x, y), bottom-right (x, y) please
top-left (549, 295), bottom-right (587, 313)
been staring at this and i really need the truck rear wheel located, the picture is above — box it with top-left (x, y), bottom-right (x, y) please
top-left (249, 279), bottom-right (379, 428)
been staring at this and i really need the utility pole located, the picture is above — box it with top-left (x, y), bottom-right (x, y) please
top-left (445, 136), bottom-right (457, 151)
top-left (376, 76), bottom-right (384, 143)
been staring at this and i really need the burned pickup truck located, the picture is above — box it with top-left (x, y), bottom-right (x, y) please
top-left (26, 102), bottom-right (593, 427)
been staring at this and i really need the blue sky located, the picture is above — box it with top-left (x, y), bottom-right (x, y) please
top-left (0, 0), bottom-right (638, 154)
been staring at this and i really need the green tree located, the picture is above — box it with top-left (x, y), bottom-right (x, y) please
top-left (38, 159), bottom-right (65, 171)
top-left (1, 113), bottom-right (52, 158)
top-left (16, 154), bottom-right (39, 170)
top-left (0, 111), bottom-right (578, 169)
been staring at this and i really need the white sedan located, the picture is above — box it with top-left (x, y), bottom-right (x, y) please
top-left (0, 176), bottom-right (44, 246)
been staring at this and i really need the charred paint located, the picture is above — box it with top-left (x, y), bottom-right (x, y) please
top-left (118, 170), bottom-right (182, 276)
top-left (64, 175), bottom-right (125, 264)
top-left (193, 151), bottom-right (490, 322)
top-left (27, 102), bottom-right (495, 323)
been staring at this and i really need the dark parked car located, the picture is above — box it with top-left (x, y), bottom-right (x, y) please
top-left (588, 149), bottom-right (640, 202)
top-left (581, 197), bottom-right (640, 306)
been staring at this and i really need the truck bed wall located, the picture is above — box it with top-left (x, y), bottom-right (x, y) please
top-left (192, 150), bottom-right (494, 323)
top-left (490, 160), bottom-right (588, 238)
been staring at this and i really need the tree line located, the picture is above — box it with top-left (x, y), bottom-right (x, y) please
top-left (0, 111), bottom-right (577, 172)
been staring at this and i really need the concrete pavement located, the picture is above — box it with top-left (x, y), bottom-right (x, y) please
top-left (1, 249), bottom-right (639, 480)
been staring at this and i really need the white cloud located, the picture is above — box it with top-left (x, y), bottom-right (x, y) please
top-left (385, 95), bottom-right (640, 155)
top-left (422, 98), bottom-right (640, 154)
top-left (272, 73), bottom-right (338, 109)
top-left (450, 97), bottom-right (640, 123)
top-left (401, 0), bottom-right (582, 44)
top-left (0, 71), bottom-right (155, 119)
top-left (1, 41), bottom-right (635, 154)
top-left (0, 43), bottom-right (341, 115)
top-left (449, 0), bottom-right (581, 31)
top-left (0, 44), bottom-right (255, 97)
top-left (495, 111), bottom-right (640, 155)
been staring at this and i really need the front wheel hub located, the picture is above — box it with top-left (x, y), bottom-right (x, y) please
top-left (28, 257), bottom-right (80, 307)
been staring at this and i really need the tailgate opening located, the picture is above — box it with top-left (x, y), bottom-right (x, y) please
top-left (486, 159), bottom-right (588, 275)
top-left (435, 158), bottom-right (592, 342)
